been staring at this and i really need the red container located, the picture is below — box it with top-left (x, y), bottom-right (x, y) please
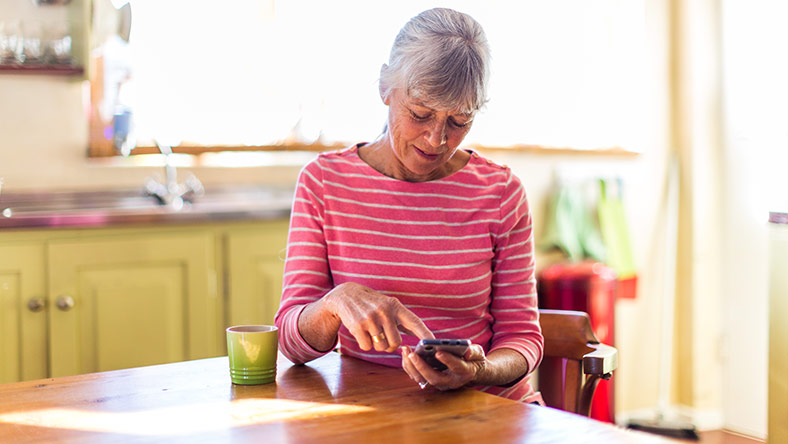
top-left (537, 261), bottom-right (617, 423)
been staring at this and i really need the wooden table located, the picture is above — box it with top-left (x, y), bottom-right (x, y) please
top-left (0, 352), bottom-right (670, 443)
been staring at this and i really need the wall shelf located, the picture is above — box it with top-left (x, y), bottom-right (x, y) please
top-left (90, 142), bottom-right (642, 159)
top-left (0, 64), bottom-right (84, 76)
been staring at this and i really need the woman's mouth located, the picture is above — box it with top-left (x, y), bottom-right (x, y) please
top-left (413, 146), bottom-right (440, 160)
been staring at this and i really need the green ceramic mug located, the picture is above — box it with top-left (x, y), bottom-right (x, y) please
top-left (226, 325), bottom-right (278, 385)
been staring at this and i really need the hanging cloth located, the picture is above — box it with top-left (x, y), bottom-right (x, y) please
top-left (539, 183), bottom-right (606, 262)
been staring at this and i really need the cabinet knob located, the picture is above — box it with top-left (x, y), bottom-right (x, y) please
top-left (55, 295), bottom-right (75, 311)
top-left (27, 297), bottom-right (46, 313)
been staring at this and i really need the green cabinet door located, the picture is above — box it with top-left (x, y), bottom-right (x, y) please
top-left (226, 221), bottom-right (289, 327)
top-left (47, 231), bottom-right (221, 377)
top-left (0, 243), bottom-right (47, 383)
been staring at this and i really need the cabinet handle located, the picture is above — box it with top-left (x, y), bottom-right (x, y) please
top-left (27, 297), bottom-right (46, 313)
top-left (55, 295), bottom-right (75, 311)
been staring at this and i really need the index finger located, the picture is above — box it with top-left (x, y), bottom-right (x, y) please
top-left (395, 307), bottom-right (434, 339)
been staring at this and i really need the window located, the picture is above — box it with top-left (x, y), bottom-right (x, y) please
top-left (89, 0), bottom-right (646, 157)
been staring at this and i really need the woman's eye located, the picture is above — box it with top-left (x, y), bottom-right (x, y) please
top-left (451, 119), bottom-right (470, 128)
top-left (410, 111), bottom-right (430, 121)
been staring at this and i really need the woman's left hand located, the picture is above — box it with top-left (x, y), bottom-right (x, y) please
top-left (400, 344), bottom-right (487, 391)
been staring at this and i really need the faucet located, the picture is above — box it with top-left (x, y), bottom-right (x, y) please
top-left (144, 140), bottom-right (204, 209)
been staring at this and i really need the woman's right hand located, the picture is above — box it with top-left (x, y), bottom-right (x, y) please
top-left (324, 282), bottom-right (434, 353)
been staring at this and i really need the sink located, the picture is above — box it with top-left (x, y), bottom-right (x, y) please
top-left (0, 185), bottom-right (294, 229)
top-left (2, 194), bottom-right (161, 214)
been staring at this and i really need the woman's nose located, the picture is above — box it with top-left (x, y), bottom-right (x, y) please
top-left (426, 120), bottom-right (448, 147)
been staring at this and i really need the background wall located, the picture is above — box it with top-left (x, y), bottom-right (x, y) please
top-left (0, 73), bottom-right (304, 192)
top-left (719, 0), bottom-right (788, 438)
top-left (0, 0), bottom-right (301, 191)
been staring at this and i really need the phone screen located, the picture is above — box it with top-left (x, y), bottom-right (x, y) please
top-left (414, 339), bottom-right (471, 371)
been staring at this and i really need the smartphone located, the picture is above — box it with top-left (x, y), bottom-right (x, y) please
top-left (414, 339), bottom-right (471, 371)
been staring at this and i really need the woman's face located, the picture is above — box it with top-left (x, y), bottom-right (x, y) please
top-left (382, 88), bottom-right (474, 181)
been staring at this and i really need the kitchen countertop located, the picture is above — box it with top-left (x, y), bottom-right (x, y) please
top-left (0, 185), bottom-right (294, 229)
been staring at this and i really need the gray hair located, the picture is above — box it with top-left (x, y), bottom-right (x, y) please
top-left (380, 8), bottom-right (490, 114)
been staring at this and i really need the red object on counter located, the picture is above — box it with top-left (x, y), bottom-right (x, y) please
top-left (537, 261), bottom-right (617, 423)
top-left (616, 275), bottom-right (638, 299)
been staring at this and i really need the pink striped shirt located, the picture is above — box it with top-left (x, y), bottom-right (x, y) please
top-left (275, 144), bottom-right (543, 402)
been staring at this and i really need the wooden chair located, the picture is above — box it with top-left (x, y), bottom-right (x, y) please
top-left (537, 309), bottom-right (618, 417)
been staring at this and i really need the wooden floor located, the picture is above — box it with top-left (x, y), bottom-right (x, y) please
top-left (668, 430), bottom-right (764, 444)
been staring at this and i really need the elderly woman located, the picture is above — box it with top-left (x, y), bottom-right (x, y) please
top-left (275, 7), bottom-right (543, 403)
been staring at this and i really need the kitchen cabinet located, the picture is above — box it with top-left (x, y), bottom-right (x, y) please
top-left (47, 232), bottom-right (219, 377)
top-left (0, 243), bottom-right (47, 383)
top-left (769, 212), bottom-right (788, 444)
top-left (226, 220), bottom-right (289, 327)
top-left (0, 219), bottom-right (290, 383)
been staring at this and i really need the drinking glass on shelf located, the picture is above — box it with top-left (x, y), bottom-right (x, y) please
top-left (22, 20), bottom-right (43, 64)
top-left (42, 21), bottom-right (72, 65)
top-left (0, 20), bottom-right (24, 65)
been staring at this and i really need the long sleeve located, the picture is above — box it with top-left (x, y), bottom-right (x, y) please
top-left (488, 170), bottom-right (544, 376)
top-left (274, 159), bottom-right (335, 364)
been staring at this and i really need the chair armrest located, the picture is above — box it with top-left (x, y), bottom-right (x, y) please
top-left (582, 343), bottom-right (618, 376)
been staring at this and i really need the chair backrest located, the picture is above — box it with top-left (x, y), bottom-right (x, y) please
top-left (537, 309), bottom-right (618, 416)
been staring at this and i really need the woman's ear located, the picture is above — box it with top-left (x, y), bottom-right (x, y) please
top-left (379, 64), bottom-right (391, 105)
